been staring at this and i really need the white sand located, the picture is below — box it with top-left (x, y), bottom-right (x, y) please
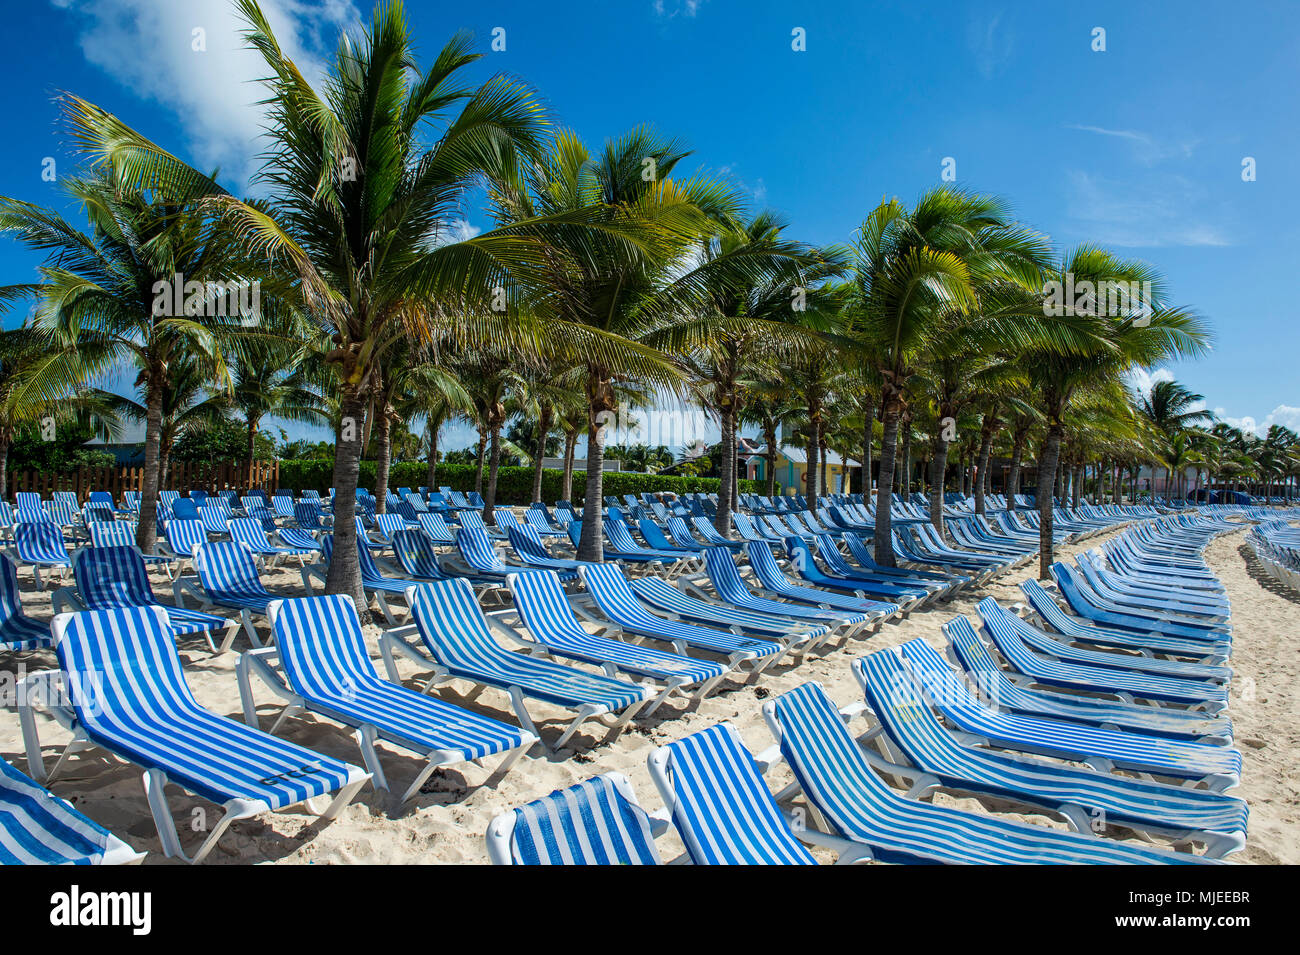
top-left (2, 523), bottom-right (1294, 864)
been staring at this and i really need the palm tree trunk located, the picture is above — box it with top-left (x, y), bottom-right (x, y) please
top-left (425, 417), bottom-right (439, 491)
top-left (764, 420), bottom-right (778, 498)
top-left (806, 421), bottom-right (821, 512)
top-left (136, 375), bottom-right (165, 553)
top-left (530, 403), bottom-right (552, 504)
top-left (900, 422), bottom-right (913, 496)
top-left (874, 401), bottom-right (901, 566)
top-left (577, 368), bottom-right (614, 562)
top-left (928, 431), bottom-right (949, 538)
top-left (484, 417), bottom-right (504, 523)
top-left (326, 387), bottom-right (367, 606)
top-left (714, 397), bottom-right (736, 535)
top-left (1006, 430), bottom-right (1025, 512)
top-left (1037, 423), bottom-right (1064, 579)
top-left (373, 412), bottom-right (392, 514)
top-left (974, 416), bottom-right (994, 516)
top-left (473, 427), bottom-right (487, 496)
top-left (562, 428), bottom-right (577, 502)
top-left (0, 439), bottom-right (9, 499)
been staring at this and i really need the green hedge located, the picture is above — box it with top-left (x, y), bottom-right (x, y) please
top-left (276, 460), bottom-right (759, 505)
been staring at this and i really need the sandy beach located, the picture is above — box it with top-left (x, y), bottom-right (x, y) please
top-left (2, 521), bottom-right (1295, 865)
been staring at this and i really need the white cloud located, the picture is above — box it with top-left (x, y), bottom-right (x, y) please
top-left (1123, 366), bottom-right (1175, 398)
top-left (1213, 404), bottom-right (1300, 438)
top-left (652, 0), bottom-right (705, 18)
top-left (1064, 124), bottom-right (1198, 165)
top-left (55, 0), bottom-right (360, 188)
top-left (969, 13), bottom-right (1014, 79)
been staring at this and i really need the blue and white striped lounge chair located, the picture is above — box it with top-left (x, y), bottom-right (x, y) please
top-left (12, 521), bottom-right (73, 588)
top-left (746, 541), bottom-right (900, 621)
top-left (627, 575), bottom-right (832, 651)
top-left (45, 500), bottom-right (79, 530)
top-left (198, 504), bottom-right (232, 537)
top-left (459, 510), bottom-right (505, 540)
top-left (14, 503), bottom-right (52, 526)
top-left (577, 562), bottom-right (786, 674)
top-left (176, 540), bottom-right (278, 646)
top-left (524, 508), bottom-right (565, 539)
top-left (505, 525), bottom-right (587, 574)
top-left (161, 518), bottom-right (208, 566)
top-left (947, 616), bottom-right (1232, 741)
top-left (228, 517), bottom-right (315, 568)
top-left (781, 536), bottom-right (926, 613)
top-left (486, 773), bottom-right (668, 865)
top-left (1020, 579), bottom-right (1229, 663)
top-left (506, 570), bottom-right (727, 713)
top-left (0, 757), bottom-right (143, 865)
top-left (975, 597), bottom-right (1230, 684)
top-left (455, 526), bottom-right (569, 582)
top-left (699, 546), bottom-right (870, 637)
top-left (235, 593), bottom-right (535, 805)
top-left (376, 512), bottom-right (415, 543)
top-left (275, 526), bottom-right (324, 554)
top-left (603, 519), bottom-right (695, 576)
top-left (379, 579), bottom-right (649, 750)
top-left (272, 495), bottom-right (296, 520)
top-left (14, 492), bottom-right (41, 510)
top-left (294, 501), bottom-right (330, 534)
top-left (646, 723), bottom-right (817, 865)
top-left (853, 648), bottom-right (1246, 857)
top-left (760, 680), bottom-right (1218, 864)
top-left (67, 546), bottom-right (238, 653)
top-left (19, 606), bottom-right (369, 863)
top-left (418, 511), bottom-right (457, 545)
top-left (0, 554), bottom-right (52, 650)
top-left (899, 637), bottom-right (1241, 791)
top-left (968, 604), bottom-right (1229, 709)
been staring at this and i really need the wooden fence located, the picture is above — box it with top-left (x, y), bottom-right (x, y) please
top-left (9, 460), bottom-right (280, 503)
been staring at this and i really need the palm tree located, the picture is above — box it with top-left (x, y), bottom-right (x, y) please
top-left (227, 341), bottom-right (326, 486)
top-left (0, 171), bottom-right (246, 551)
top-left (1021, 248), bottom-right (1210, 576)
top-left (0, 324), bottom-right (109, 496)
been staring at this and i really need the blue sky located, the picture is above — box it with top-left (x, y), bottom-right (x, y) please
top-left (2, 0), bottom-right (1296, 449)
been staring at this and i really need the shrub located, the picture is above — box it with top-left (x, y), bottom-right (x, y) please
top-left (276, 460), bottom-right (758, 505)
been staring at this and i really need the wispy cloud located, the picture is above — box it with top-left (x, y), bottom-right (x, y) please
top-left (1063, 170), bottom-right (1231, 248)
top-left (969, 12), bottom-right (1014, 79)
top-left (1064, 124), bottom-right (1198, 165)
top-left (53, 0), bottom-right (360, 189)
top-left (652, 0), bottom-right (705, 18)
top-left (1123, 366), bottom-right (1176, 397)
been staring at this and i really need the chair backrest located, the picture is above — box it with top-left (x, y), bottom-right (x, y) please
top-left (82, 504), bottom-right (116, 525)
top-left (0, 501), bottom-right (12, 528)
top-left (199, 504), bottom-right (230, 533)
top-left (392, 529), bottom-right (448, 579)
top-left (376, 512), bottom-right (407, 541)
top-left (14, 522), bottom-right (69, 562)
top-left (53, 491), bottom-right (79, 510)
top-left (496, 773), bottom-right (661, 865)
top-left (0, 555), bottom-right (31, 625)
top-left (294, 501), bottom-right (324, 529)
top-left (171, 498), bottom-right (201, 522)
top-left (320, 533), bottom-right (386, 584)
top-left (272, 495), bottom-right (296, 518)
top-left (506, 524), bottom-right (557, 562)
top-left (417, 512), bottom-right (455, 544)
top-left (45, 501), bottom-right (79, 527)
top-left (459, 510), bottom-right (488, 532)
top-left (408, 578), bottom-right (512, 669)
top-left (15, 503), bottom-right (51, 525)
top-left (508, 568), bottom-right (588, 641)
top-left (524, 509), bottom-right (556, 533)
top-left (158, 490), bottom-right (180, 508)
top-left (602, 518), bottom-right (643, 552)
top-left (87, 521), bottom-right (136, 549)
top-left (456, 526), bottom-right (505, 573)
top-left (14, 492), bottom-right (41, 510)
top-left (194, 540), bottom-right (269, 600)
top-left (495, 510), bottom-right (520, 530)
top-left (73, 545), bottom-right (156, 610)
top-left (164, 519), bottom-right (208, 558)
top-left (269, 593), bottom-right (382, 696)
top-left (651, 723), bottom-right (814, 865)
top-left (228, 517), bottom-right (274, 553)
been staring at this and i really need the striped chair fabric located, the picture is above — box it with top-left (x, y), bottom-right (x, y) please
top-left (73, 546), bottom-right (228, 638)
top-left (853, 649), bottom-right (1247, 854)
top-left (703, 546), bottom-right (866, 627)
top-left (194, 541), bottom-right (277, 613)
top-left (407, 579), bottom-right (647, 712)
top-left (13, 522), bottom-right (71, 567)
top-left (501, 773), bottom-right (660, 865)
top-left (0, 758), bottom-right (139, 865)
top-left (0, 555), bottom-right (51, 649)
top-left (651, 723), bottom-right (814, 865)
top-left (270, 594), bottom-right (528, 761)
top-left (163, 519), bottom-right (209, 559)
top-left (898, 638), bottom-right (1241, 786)
top-left (54, 606), bottom-right (361, 811)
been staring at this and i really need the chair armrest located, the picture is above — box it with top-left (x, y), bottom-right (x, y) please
top-left (172, 575), bottom-right (208, 608)
top-left (50, 587), bottom-right (86, 614)
top-left (234, 647), bottom-right (293, 728)
top-left (300, 563), bottom-right (326, 592)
